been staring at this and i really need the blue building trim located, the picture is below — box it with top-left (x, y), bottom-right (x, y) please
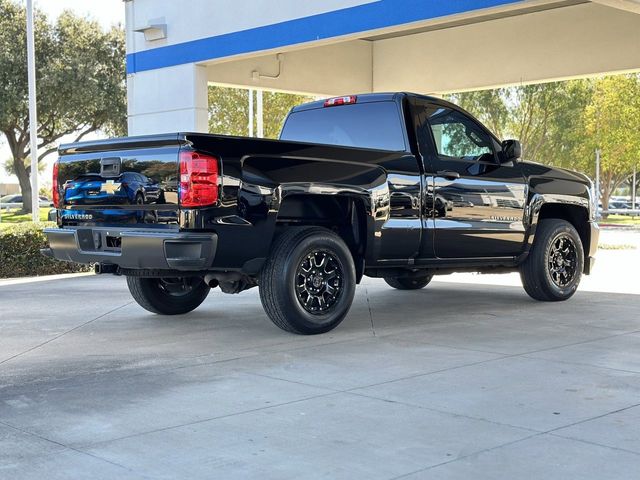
top-left (126, 0), bottom-right (523, 74)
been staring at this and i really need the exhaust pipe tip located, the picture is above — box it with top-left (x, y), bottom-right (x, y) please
top-left (204, 274), bottom-right (219, 288)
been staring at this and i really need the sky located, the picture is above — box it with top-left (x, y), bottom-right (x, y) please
top-left (0, 0), bottom-right (126, 184)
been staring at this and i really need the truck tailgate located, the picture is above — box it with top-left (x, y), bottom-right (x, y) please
top-left (55, 134), bottom-right (186, 227)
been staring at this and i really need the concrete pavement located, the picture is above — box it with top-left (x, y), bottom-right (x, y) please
top-left (1, 232), bottom-right (639, 479)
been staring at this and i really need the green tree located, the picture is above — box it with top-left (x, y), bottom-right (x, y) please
top-left (3, 155), bottom-right (46, 175)
top-left (447, 89), bottom-right (509, 139)
top-left (0, 1), bottom-right (126, 213)
top-left (450, 76), bottom-right (640, 213)
top-left (208, 86), bottom-right (250, 137)
top-left (583, 74), bottom-right (640, 213)
top-left (507, 83), bottom-right (569, 161)
top-left (531, 80), bottom-right (592, 171)
top-left (449, 81), bottom-right (593, 165)
top-left (450, 83), bottom-right (586, 171)
top-left (208, 86), bottom-right (313, 139)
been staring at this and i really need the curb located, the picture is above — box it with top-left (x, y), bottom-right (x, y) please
top-left (599, 224), bottom-right (640, 230)
top-left (0, 272), bottom-right (95, 287)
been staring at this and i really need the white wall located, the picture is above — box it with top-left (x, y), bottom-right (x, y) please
top-left (127, 63), bottom-right (208, 135)
top-left (205, 41), bottom-right (373, 96)
top-left (125, 0), bottom-right (377, 134)
top-left (202, 2), bottom-right (640, 97)
top-left (127, 0), bottom-right (376, 54)
top-left (373, 2), bottom-right (640, 93)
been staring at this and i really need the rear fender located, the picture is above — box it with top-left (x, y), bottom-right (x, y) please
top-left (240, 155), bottom-right (389, 262)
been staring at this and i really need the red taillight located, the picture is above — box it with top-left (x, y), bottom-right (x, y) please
top-left (52, 162), bottom-right (60, 208)
top-left (323, 95), bottom-right (357, 107)
top-left (179, 150), bottom-right (219, 207)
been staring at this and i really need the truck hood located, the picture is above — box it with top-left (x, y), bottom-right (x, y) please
top-left (520, 160), bottom-right (592, 187)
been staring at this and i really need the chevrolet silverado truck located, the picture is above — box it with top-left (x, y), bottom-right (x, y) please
top-left (43, 93), bottom-right (599, 335)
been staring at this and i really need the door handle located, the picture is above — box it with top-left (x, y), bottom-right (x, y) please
top-left (436, 170), bottom-right (460, 180)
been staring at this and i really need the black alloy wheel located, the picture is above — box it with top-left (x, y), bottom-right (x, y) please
top-left (259, 227), bottom-right (356, 335)
top-left (126, 275), bottom-right (210, 315)
top-left (520, 218), bottom-right (584, 301)
top-left (547, 233), bottom-right (578, 288)
top-left (295, 250), bottom-right (343, 314)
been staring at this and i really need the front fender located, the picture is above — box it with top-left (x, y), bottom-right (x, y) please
top-left (525, 192), bottom-right (591, 229)
top-left (524, 171), bottom-right (594, 227)
top-left (522, 177), bottom-right (596, 269)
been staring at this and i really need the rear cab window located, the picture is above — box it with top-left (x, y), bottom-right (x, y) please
top-left (280, 100), bottom-right (407, 152)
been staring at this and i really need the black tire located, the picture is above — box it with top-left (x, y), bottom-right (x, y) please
top-left (126, 276), bottom-right (210, 315)
top-left (259, 227), bottom-right (356, 335)
top-left (520, 219), bottom-right (584, 301)
top-left (384, 274), bottom-right (433, 290)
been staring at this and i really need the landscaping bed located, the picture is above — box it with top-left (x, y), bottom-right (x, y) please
top-left (0, 222), bottom-right (92, 278)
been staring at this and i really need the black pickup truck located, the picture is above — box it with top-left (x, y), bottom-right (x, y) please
top-left (44, 93), bottom-right (599, 334)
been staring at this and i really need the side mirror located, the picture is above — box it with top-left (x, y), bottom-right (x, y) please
top-left (501, 139), bottom-right (522, 163)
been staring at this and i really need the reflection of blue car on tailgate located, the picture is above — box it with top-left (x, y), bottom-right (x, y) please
top-left (64, 172), bottom-right (163, 206)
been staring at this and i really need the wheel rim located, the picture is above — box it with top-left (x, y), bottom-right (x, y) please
top-left (547, 234), bottom-right (578, 288)
top-left (157, 277), bottom-right (199, 296)
top-left (295, 250), bottom-right (343, 315)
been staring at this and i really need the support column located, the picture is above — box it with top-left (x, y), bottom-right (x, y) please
top-left (632, 167), bottom-right (637, 211)
top-left (248, 89), bottom-right (254, 137)
top-left (127, 63), bottom-right (208, 135)
top-left (256, 89), bottom-right (264, 138)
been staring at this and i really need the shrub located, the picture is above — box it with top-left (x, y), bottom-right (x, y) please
top-left (0, 222), bottom-right (92, 278)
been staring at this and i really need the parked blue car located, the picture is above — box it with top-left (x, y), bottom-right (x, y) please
top-left (64, 172), bottom-right (163, 206)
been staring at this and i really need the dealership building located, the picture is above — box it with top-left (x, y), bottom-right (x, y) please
top-left (124, 0), bottom-right (640, 136)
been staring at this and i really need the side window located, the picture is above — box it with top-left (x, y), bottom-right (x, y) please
top-left (427, 107), bottom-right (496, 163)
